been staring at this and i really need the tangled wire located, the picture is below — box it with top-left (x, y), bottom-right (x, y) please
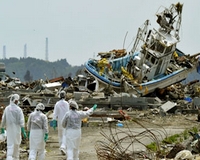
top-left (95, 118), bottom-right (168, 160)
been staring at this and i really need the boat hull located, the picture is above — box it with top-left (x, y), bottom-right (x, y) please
top-left (85, 60), bottom-right (194, 96)
top-left (85, 60), bottom-right (121, 92)
top-left (123, 67), bottom-right (194, 96)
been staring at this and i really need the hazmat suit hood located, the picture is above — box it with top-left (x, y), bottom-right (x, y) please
top-left (59, 90), bottom-right (66, 99)
top-left (9, 94), bottom-right (20, 105)
top-left (36, 103), bottom-right (45, 111)
top-left (69, 100), bottom-right (78, 109)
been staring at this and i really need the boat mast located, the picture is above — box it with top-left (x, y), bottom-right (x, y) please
top-left (130, 20), bottom-right (150, 55)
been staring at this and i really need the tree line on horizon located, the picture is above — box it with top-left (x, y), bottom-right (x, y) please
top-left (0, 57), bottom-right (84, 82)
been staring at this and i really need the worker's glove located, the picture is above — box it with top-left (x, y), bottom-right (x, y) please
top-left (1, 128), bottom-right (5, 134)
top-left (52, 120), bottom-right (57, 131)
top-left (28, 131), bottom-right (30, 139)
top-left (92, 104), bottom-right (97, 111)
top-left (44, 133), bottom-right (48, 142)
top-left (21, 127), bottom-right (27, 139)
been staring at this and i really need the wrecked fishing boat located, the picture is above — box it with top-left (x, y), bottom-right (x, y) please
top-left (85, 2), bottom-right (200, 97)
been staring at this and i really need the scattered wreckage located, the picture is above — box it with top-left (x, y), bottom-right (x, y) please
top-left (0, 68), bottom-right (200, 114)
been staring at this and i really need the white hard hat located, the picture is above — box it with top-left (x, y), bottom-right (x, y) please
top-left (36, 103), bottom-right (45, 110)
top-left (69, 100), bottom-right (79, 109)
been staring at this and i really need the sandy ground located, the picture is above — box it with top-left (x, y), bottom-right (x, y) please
top-left (45, 126), bottom-right (100, 160)
top-left (0, 112), bottom-right (199, 160)
top-left (44, 113), bottom-right (200, 160)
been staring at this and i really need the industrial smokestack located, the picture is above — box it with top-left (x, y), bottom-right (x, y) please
top-left (3, 45), bottom-right (6, 59)
top-left (24, 44), bottom-right (27, 58)
top-left (45, 37), bottom-right (48, 61)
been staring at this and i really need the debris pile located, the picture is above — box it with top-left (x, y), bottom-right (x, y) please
top-left (0, 71), bottom-right (200, 114)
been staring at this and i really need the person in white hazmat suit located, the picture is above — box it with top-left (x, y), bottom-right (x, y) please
top-left (27, 103), bottom-right (48, 160)
top-left (0, 94), bottom-right (27, 160)
top-left (62, 100), bottom-right (97, 160)
top-left (52, 90), bottom-right (69, 155)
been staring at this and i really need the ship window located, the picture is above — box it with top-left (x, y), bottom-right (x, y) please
top-left (151, 57), bottom-right (156, 64)
top-left (146, 54), bottom-right (150, 60)
top-left (165, 45), bottom-right (173, 53)
top-left (150, 42), bottom-right (155, 50)
top-left (156, 43), bottom-right (165, 53)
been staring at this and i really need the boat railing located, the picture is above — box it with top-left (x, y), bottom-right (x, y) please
top-left (86, 60), bottom-right (98, 71)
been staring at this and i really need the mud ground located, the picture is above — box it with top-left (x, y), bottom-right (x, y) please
top-left (0, 112), bottom-right (199, 160)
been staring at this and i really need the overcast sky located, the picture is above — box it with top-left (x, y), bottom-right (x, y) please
top-left (0, 0), bottom-right (199, 66)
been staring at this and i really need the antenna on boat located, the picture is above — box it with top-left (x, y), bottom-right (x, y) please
top-left (123, 31), bottom-right (128, 49)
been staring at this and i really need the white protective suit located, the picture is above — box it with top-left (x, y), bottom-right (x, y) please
top-left (62, 102), bottom-right (94, 160)
top-left (53, 96), bottom-right (69, 152)
top-left (27, 103), bottom-right (48, 160)
top-left (1, 94), bottom-right (25, 160)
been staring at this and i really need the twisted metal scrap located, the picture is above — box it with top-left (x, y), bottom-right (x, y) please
top-left (95, 118), bottom-right (168, 160)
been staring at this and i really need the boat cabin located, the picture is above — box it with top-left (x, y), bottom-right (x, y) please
top-left (138, 29), bottom-right (179, 81)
